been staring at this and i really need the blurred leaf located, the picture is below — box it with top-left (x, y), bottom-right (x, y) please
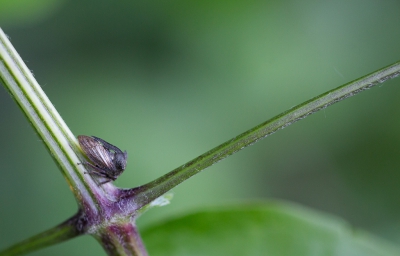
top-left (0, 0), bottom-right (65, 26)
top-left (142, 201), bottom-right (400, 256)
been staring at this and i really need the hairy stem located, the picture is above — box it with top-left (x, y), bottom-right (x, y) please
top-left (131, 61), bottom-right (400, 209)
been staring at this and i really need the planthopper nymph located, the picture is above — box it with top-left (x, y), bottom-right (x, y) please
top-left (78, 135), bottom-right (128, 185)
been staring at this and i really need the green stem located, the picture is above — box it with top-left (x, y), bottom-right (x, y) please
top-left (0, 213), bottom-right (82, 256)
top-left (0, 28), bottom-right (143, 256)
top-left (132, 60), bottom-right (400, 209)
top-left (0, 28), bottom-right (107, 210)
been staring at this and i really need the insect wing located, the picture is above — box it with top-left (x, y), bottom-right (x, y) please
top-left (92, 136), bottom-right (128, 171)
top-left (78, 135), bottom-right (114, 170)
top-left (92, 136), bottom-right (124, 154)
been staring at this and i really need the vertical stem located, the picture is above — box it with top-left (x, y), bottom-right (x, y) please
top-left (97, 222), bottom-right (148, 256)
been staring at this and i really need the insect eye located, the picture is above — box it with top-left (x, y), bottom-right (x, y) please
top-left (114, 153), bottom-right (127, 170)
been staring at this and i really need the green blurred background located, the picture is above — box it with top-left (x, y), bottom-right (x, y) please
top-left (1, 0), bottom-right (400, 255)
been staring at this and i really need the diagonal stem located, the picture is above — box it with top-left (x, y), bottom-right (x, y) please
top-left (0, 27), bottom-right (144, 256)
top-left (130, 60), bottom-right (400, 209)
top-left (0, 28), bottom-right (106, 211)
top-left (0, 212), bottom-right (84, 256)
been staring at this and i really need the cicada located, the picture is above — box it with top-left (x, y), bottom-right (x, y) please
top-left (78, 135), bottom-right (128, 184)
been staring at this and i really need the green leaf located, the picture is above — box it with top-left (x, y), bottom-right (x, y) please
top-left (142, 202), bottom-right (400, 256)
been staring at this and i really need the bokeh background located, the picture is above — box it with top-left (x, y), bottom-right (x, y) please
top-left (1, 0), bottom-right (400, 255)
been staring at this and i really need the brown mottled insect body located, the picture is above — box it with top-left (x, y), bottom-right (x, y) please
top-left (78, 135), bottom-right (128, 184)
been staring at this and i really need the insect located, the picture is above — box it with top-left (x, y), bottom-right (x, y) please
top-left (78, 135), bottom-right (128, 184)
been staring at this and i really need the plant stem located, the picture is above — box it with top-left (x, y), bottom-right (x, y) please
top-left (0, 213), bottom-right (83, 256)
top-left (130, 60), bottom-right (400, 209)
top-left (96, 222), bottom-right (147, 256)
top-left (0, 28), bottom-right (106, 211)
top-left (0, 28), bottom-right (124, 254)
top-left (1, 26), bottom-right (400, 256)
